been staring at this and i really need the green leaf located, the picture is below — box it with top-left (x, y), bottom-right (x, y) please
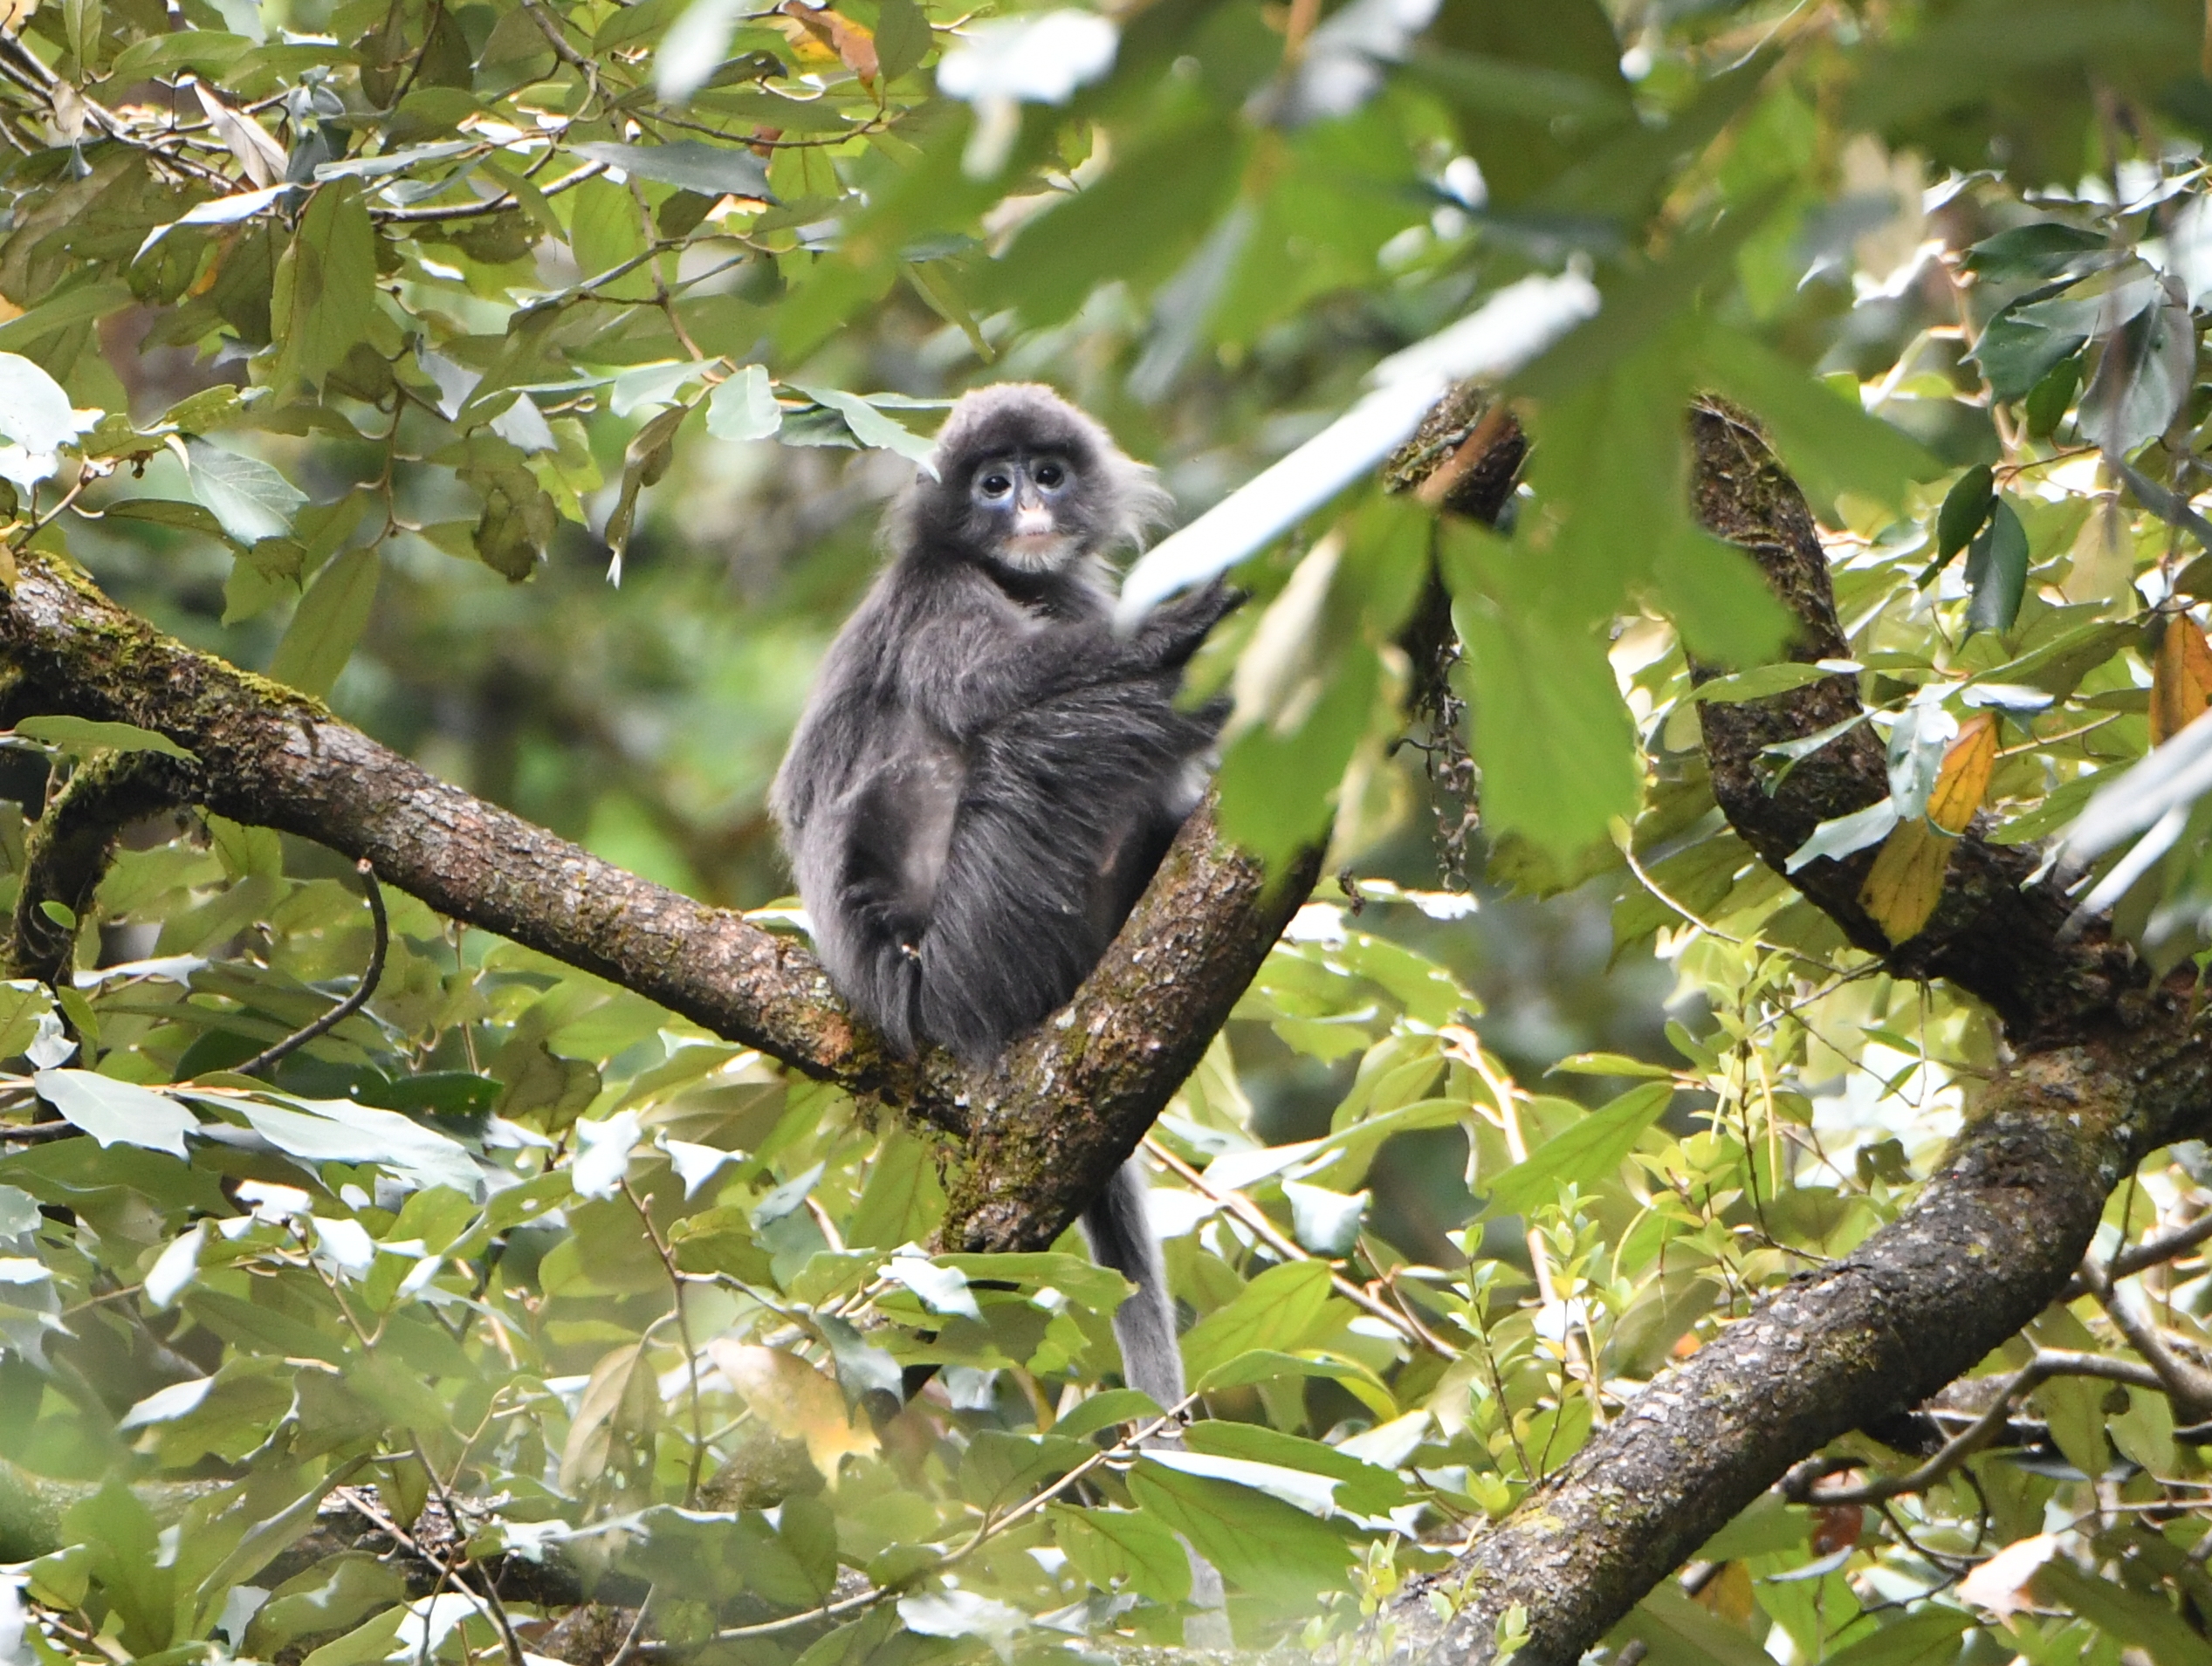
top-left (605, 406), bottom-right (690, 581)
top-left (1480, 1080), bottom-right (1672, 1220)
top-left (197, 1094), bottom-right (480, 1195)
top-left (1785, 798), bottom-right (1898, 873)
top-left (1216, 642), bottom-right (1381, 874)
top-left (34, 1070), bottom-right (197, 1157)
top-left (1821, 1608), bottom-right (1975, 1666)
top-left (984, 109), bottom-right (1246, 326)
top-left (1184, 1422), bottom-right (1407, 1515)
top-left (1975, 289), bottom-right (2093, 403)
top-left (297, 1606), bottom-right (406, 1666)
top-left (64, 0), bottom-right (102, 72)
top-left (1937, 464), bottom-right (1997, 563)
top-left (2078, 291), bottom-right (2195, 456)
top-left (1962, 221), bottom-right (2109, 282)
top-left (1614, 1584), bottom-right (1773, 1666)
top-left (571, 141), bottom-right (773, 200)
top-left (875, 0), bottom-right (930, 80)
top-left (100, 497), bottom-right (236, 542)
top-left (1696, 327), bottom-right (1937, 509)
top-left (1652, 526), bottom-right (1791, 668)
top-left (1191, 1350), bottom-right (1396, 1419)
top-left (1128, 1459), bottom-right (1356, 1608)
top-left (11, 716), bottom-right (196, 762)
top-left (1458, 600), bottom-right (1640, 858)
top-left (186, 438), bottom-right (306, 544)
top-left (268, 185), bottom-right (376, 396)
top-left (1691, 662), bottom-right (1838, 703)
top-left (267, 547), bottom-right (378, 697)
top-left (1178, 1260), bottom-right (1334, 1381)
top-left (0, 280), bottom-right (134, 353)
top-left (1047, 1505), bottom-right (1191, 1604)
top-left (791, 386), bottom-right (935, 467)
top-left (1690, 1494), bottom-right (1804, 1563)
top-left (1964, 499), bottom-right (2030, 635)
top-left (2037, 1560), bottom-right (2212, 1666)
top-left (706, 364), bottom-right (782, 442)
top-left (107, 30), bottom-right (252, 80)
top-left (1051, 1389), bottom-right (1164, 1439)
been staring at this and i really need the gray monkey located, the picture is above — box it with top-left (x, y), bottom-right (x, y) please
top-left (770, 382), bottom-right (1237, 1416)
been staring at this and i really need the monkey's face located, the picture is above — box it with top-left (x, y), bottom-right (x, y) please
top-left (967, 451), bottom-right (1082, 572)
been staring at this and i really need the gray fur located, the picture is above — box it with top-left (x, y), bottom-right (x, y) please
top-left (771, 382), bottom-right (1235, 1068)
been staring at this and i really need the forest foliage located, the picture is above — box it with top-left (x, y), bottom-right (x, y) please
top-left (10, 0), bottom-right (2212, 1663)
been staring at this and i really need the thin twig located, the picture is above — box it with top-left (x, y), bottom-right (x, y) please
top-left (234, 860), bottom-right (388, 1077)
top-left (374, 159), bottom-right (605, 224)
top-left (414, 1444), bottom-right (529, 1666)
top-left (2075, 1251), bottom-right (2212, 1416)
top-left (621, 1176), bottom-right (710, 1506)
top-left (1788, 1349), bottom-right (2164, 1505)
top-left (1140, 1135), bottom-right (1454, 1358)
top-left (2057, 1210), bottom-right (2212, 1299)
top-left (1451, 1031), bottom-right (1604, 1421)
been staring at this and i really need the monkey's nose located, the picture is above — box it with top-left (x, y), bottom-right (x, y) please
top-left (1014, 505), bottom-right (1054, 537)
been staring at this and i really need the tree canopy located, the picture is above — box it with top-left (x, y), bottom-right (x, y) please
top-left (10, 0), bottom-right (2212, 1664)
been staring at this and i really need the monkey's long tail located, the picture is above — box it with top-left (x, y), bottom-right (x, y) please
top-left (1081, 1157), bottom-right (1231, 1643)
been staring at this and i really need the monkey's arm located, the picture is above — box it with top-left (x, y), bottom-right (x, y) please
top-left (909, 579), bottom-right (1240, 740)
top-left (1126, 578), bottom-right (1242, 668)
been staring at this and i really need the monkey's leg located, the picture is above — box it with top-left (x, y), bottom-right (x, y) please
top-left (808, 759), bottom-right (960, 1058)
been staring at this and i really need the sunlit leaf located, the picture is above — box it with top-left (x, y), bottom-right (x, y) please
top-left (34, 1070), bottom-right (196, 1157)
top-left (2151, 613), bottom-right (2212, 745)
top-left (1480, 1081), bottom-right (1671, 1220)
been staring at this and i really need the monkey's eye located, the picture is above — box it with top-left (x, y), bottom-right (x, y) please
top-left (979, 471), bottom-right (1013, 498)
top-left (1034, 463), bottom-right (1065, 489)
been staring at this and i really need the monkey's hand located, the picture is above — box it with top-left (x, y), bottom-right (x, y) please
top-left (1133, 578), bottom-right (1245, 670)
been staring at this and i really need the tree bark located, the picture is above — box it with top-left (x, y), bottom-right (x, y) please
top-left (1381, 399), bottom-right (2206, 1663)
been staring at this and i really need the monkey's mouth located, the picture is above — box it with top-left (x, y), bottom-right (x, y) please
top-left (1000, 531), bottom-right (1078, 570)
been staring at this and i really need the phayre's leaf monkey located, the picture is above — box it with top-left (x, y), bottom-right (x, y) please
top-left (772, 383), bottom-right (1238, 1419)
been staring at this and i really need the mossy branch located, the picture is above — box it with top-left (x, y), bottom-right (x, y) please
top-left (6, 748), bottom-right (194, 984)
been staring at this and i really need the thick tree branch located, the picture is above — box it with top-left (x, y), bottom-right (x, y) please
top-left (0, 549), bottom-right (1309, 1260)
top-left (1685, 396), bottom-right (2138, 1043)
top-left (1382, 401), bottom-right (2212, 1664)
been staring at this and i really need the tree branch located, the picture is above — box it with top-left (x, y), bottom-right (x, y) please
top-left (1380, 400), bottom-right (2212, 1665)
top-left (0, 549), bottom-right (1310, 1264)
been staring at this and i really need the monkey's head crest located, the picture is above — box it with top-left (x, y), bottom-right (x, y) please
top-left (890, 383), bottom-right (1173, 579)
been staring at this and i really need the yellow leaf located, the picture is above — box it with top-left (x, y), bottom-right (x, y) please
top-left (1694, 1560), bottom-right (1756, 1625)
top-left (778, 2), bottom-right (876, 81)
top-left (1860, 716), bottom-right (1997, 944)
top-left (1926, 713), bottom-right (1996, 834)
top-left (707, 1340), bottom-right (878, 1475)
top-left (2151, 612), bottom-right (2212, 745)
top-left (1860, 819), bottom-right (1954, 946)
